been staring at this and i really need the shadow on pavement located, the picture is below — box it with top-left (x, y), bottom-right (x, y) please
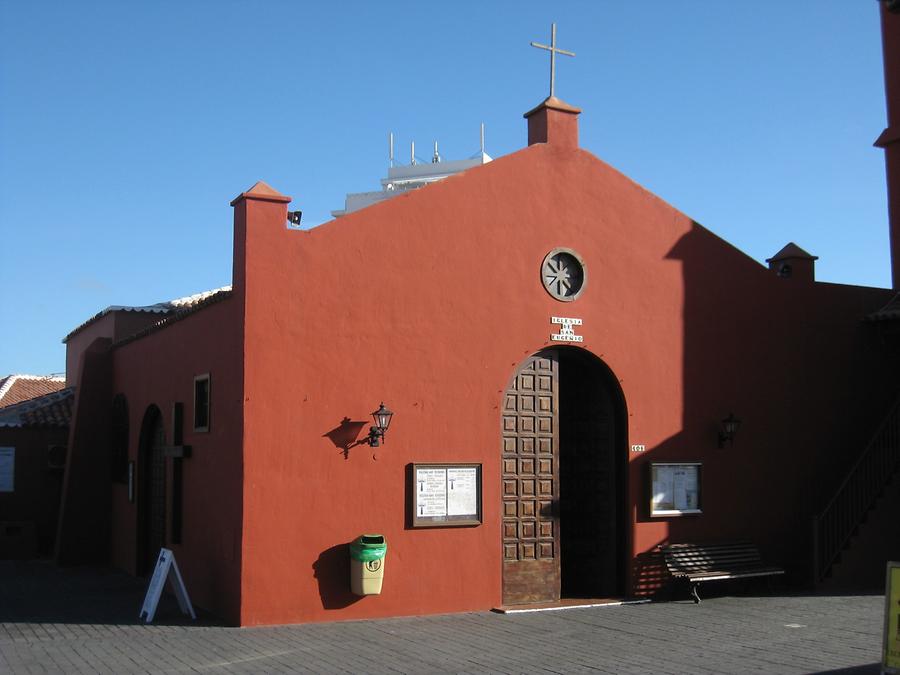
top-left (0, 559), bottom-right (222, 626)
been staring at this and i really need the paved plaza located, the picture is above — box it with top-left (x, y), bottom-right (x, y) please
top-left (0, 560), bottom-right (886, 674)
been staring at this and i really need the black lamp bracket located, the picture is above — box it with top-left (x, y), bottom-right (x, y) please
top-left (367, 426), bottom-right (385, 447)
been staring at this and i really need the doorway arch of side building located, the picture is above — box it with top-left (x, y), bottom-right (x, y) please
top-left (136, 404), bottom-right (166, 576)
top-left (500, 346), bottom-right (628, 605)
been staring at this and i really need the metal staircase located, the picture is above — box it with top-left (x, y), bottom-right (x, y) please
top-left (812, 398), bottom-right (900, 584)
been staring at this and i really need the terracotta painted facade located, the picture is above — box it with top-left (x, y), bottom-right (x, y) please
top-left (879, 2), bottom-right (900, 287)
top-left (56, 10), bottom-right (900, 626)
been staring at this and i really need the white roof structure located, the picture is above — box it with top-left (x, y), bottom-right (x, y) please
top-left (104, 285), bottom-right (233, 314)
top-left (63, 286), bottom-right (232, 343)
top-left (332, 135), bottom-right (492, 217)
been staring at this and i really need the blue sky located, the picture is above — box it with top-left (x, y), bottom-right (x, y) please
top-left (0, 1), bottom-right (891, 376)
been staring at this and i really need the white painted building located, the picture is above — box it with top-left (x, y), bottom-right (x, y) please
top-left (332, 137), bottom-right (492, 217)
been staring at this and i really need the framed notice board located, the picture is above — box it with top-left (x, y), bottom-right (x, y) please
top-left (884, 561), bottom-right (900, 674)
top-left (411, 463), bottom-right (482, 527)
top-left (0, 447), bottom-right (14, 492)
top-left (648, 462), bottom-right (702, 517)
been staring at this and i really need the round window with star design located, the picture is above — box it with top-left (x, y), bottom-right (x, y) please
top-left (541, 247), bottom-right (587, 302)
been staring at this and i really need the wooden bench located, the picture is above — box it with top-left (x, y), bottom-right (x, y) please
top-left (660, 542), bottom-right (785, 603)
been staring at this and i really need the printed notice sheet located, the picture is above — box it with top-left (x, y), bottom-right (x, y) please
top-left (416, 468), bottom-right (447, 517)
top-left (0, 447), bottom-right (14, 492)
top-left (652, 465), bottom-right (674, 511)
top-left (651, 463), bottom-right (700, 515)
top-left (446, 467), bottom-right (478, 516)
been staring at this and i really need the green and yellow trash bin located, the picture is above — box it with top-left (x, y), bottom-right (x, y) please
top-left (349, 534), bottom-right (387, 596)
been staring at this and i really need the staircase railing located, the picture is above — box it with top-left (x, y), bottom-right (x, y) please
top-left (812, 398), bottom-right (900, 584)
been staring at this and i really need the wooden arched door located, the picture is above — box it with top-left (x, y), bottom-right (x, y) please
top-left (501, 352), bottom-right (560, 604)
top-left (501, 347), bottom-right (627, 605)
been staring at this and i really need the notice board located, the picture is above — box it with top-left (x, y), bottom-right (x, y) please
top-left (649, 462), bottom-right (702, 517)
top-left (411, 463), bottom-right (482, 527)
top-left (0, 447), bottom-right (14, 492)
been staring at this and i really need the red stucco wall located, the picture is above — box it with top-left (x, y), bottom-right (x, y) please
top-left (880, 4), bottom-right (900, 287)
top-left (235, 137), bottom-right (893, 625)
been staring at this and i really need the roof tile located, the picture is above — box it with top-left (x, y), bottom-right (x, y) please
top-left (0, 375), bottom-right (66, 408)
top-left (0, 388), bottom-right (74, 428)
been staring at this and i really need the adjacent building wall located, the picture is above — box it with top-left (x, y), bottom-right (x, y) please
top-left (105, 295), bottom-right (245, 624)
top-left (0, 426), bottom-right (68, 558)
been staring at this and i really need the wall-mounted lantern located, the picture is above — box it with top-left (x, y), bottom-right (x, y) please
top-left (717, 413), bottom-right (742, 448)
top-left (367, 402), bottom-right (394, 447)
top-left (287, 210), bottom-right (303, 226)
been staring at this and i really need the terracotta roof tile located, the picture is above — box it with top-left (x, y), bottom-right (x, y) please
top-left (246, 181), bottom-right (287, 198)
top-left (0, 388), bottom-right (73, 428)
top-left (230, 180), bottom-right (292, 206)
top-left (0, 375), bottom-right (66, 408)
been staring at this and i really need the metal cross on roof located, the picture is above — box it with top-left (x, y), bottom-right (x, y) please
top-left (530, 23), bottom-right (575, 99)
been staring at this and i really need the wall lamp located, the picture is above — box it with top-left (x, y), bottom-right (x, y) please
top-left (287, 210), bottom-right (303, 226)
top-left (367, 402), bottom-right (394, 447)
top-left (717, 413), bottom-right (742, 448)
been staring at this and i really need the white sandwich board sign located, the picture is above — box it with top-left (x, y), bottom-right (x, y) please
top-left (139, 548), bottom-right (196, 623)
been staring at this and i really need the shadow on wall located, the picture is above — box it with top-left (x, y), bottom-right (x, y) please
top-left (312, 543), bottom-right (363, 610)
top-left (322, 418), bottom-right (368, 460)
top-left (649, 221), bottom-right (897, 586)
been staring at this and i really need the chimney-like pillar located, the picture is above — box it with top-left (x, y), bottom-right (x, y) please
top-left (524, 96), bottom-right (581, 148)
top-left (766, 243), bottom-right (818, 283)
top-left (876, 2), bottom-right (900, 288)
top-left (230, 181), bottom-right (292, 295)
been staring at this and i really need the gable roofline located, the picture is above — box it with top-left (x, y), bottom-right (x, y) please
top-left (292, 141), bottom-right (774, 285)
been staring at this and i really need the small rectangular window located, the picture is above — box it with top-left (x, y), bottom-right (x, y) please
top-left (193, 374), bottom-right (210, 432)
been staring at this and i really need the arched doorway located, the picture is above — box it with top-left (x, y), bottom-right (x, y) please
top-left (137, 405), bottom-right (166, 576)
top-left (501, 347), bottom-right (626, 604)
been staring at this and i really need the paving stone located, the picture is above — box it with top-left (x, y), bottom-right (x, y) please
top-left (0, 561), bottom-right (888, 674)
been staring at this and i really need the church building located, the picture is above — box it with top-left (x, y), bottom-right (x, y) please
top-left (55, 7), bottom-right (900, 626)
